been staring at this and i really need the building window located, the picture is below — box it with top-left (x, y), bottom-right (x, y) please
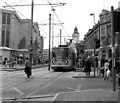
top-left (2, 13), bottom-right (11, 24)
top-left (2, 12), bottom-right (11, 47)
top-left (7, 13), bottom-right (10, 24)
top-left (6, 31), bottom-right (10, 47)
top-left (101, 26), bottom-right (105, 36)
top-left (107, 25), bottom-right (111, 35)
top-left (2, 31), bottom-right (5, 46)
top-left (2, 13), bottom-right (6, 24)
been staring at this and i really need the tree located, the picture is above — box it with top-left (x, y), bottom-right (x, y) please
top-left (34, 37), bottom-right (39, 50)
top-left (18, 37), bottom-right (26, 49)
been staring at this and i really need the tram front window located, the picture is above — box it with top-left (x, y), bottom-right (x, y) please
top-left (52, 48), bottom-right (69, 60)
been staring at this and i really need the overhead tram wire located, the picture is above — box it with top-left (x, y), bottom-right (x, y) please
top-left (39, 27), bottom-right (59, 45)
top-left (1, 0), bottom-right (29, 20)
top-left (1, 0), bottom-right (61, 46)
top-left (39, 24), bottom-right (59, 45)
top-left (2, 0), bottom-right (66, 35)
top-left (10, 0), bottom-right (27, 5)
top-left (46, 0), bottom-right (71, 39)
top-left (53, 10), bottom-right (71, 38)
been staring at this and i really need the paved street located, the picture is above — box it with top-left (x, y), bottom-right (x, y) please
top-left (1, 67), bottom-right (119, 102)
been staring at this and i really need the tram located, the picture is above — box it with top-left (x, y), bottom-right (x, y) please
top-left (51, 45), bottom-right (77, 71)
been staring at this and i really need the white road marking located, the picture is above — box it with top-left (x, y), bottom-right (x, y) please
top-left (81, 89), bottom-right (103, 92)
top-left (81, 78), bottom-right (84, 79)
top-left (74, 72), bottom-right (79, 77)
top-left (52, 93), bottom-right (60, 101)
top-left (12, 87), bottom-right (24, 95)
top-left (65, 87), bottom-right (76, 91)
top-left (76, 85), bottom-right (82, 91)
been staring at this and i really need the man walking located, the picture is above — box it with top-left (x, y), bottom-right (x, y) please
top-left (25, 58), bottom-right (32, 78)
top-left (84, 56), bottom-right (91, 76)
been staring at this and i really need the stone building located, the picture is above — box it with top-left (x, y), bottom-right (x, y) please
top-left (84, 7), bottom-right (120, 60)
top-left (84, 22), bottom-right (100, 59)
top-left (0, 9), bottom-right (43, 62)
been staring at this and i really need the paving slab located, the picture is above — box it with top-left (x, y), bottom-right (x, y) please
top-left (53, 89), bottom-right (118, 102)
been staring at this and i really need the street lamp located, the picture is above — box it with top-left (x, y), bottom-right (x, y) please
top-left (90, 13), bottom-right (96, 77)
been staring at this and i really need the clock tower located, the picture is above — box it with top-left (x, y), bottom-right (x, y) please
top-left (72, 26), bottom-right (80, 43)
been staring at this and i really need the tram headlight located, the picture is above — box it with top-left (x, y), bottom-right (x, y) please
top-left (66, 60), bottom-right (68, 65)
top-left (52, 58), bottom-right (56, 64)
top-left (52, 60), bottom-right (55, 64)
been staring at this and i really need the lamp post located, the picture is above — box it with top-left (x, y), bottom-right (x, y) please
top-left (90, 13), bottom-right (96, 77)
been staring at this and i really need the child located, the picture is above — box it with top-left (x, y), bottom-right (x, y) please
top-left (106, 69), bottom-right (111, 80)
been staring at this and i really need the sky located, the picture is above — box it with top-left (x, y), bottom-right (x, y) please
top-left (0, 0), bottom-right (120, 49)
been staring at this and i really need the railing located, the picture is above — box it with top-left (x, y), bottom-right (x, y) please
top-left (2, 61), bottom-right (18, 68)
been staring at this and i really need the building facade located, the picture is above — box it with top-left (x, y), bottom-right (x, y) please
top-left (0, 9), bottom-right (43, 62)
top-left (84, 7), bottom-right (120, 60)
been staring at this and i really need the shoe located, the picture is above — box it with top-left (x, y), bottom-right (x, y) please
top-left (27, 74), bottom-right (30, 78)
top-left (104, 77), bottom-right (106, 80)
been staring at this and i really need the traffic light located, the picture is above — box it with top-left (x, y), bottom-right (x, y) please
top-left (96, 39), bottom-right (100, 49)
top-left (114, 11), bottom-right (120, 32)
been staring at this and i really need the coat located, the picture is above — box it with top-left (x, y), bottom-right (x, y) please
top-left (84, 59), bottom-right (91, 72)
top-left (24, 60), bottom-right (31, 75)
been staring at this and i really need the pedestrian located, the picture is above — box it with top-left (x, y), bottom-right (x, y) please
top-left (78, 58), bottom-right (81, 68)
top-left (108, 58), bottom-right (112, 80)
top-left (97, 60), bottom-right (101, 76)
top-left (84, 56), bottom-right (91, 76)
top-left (3, 57), bottom-right (8, 68)
top-left (24, 57), bottom-right (31, 78)
top-left (100, 58), bottom-right (106, 77)
top-left (115, 59), bottom-right (120, 89)
top-left (104, 59), bottom-right (109, 80)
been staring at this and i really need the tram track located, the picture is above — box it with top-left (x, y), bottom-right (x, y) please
top-left (2, 71), bottom-right (66, 102)
top-left (2, 66), bottom-right (47, 77)
top-left (2, 68), bottom-right (51, 90)
top-left (9, 67), bottom-right (47, 78)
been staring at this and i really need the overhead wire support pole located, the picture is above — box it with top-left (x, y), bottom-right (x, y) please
top-left (30, 0), bottom-right (34, 71)
top-left (60, 29), bottom-right (62, 45)
top-left (90, 13), bottom-right (96, 77)
top-left (111, 6), bottom-right (116, 91)
top-left (52, 8), bottom-right (55, 47)
top-left (2, 3), bottom-right (67, 8)
top-left (48, 14), bottom-right (51, 71)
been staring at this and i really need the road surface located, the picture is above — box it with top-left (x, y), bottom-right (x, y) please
top-left (1, 67), bottom-right (118, 102)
